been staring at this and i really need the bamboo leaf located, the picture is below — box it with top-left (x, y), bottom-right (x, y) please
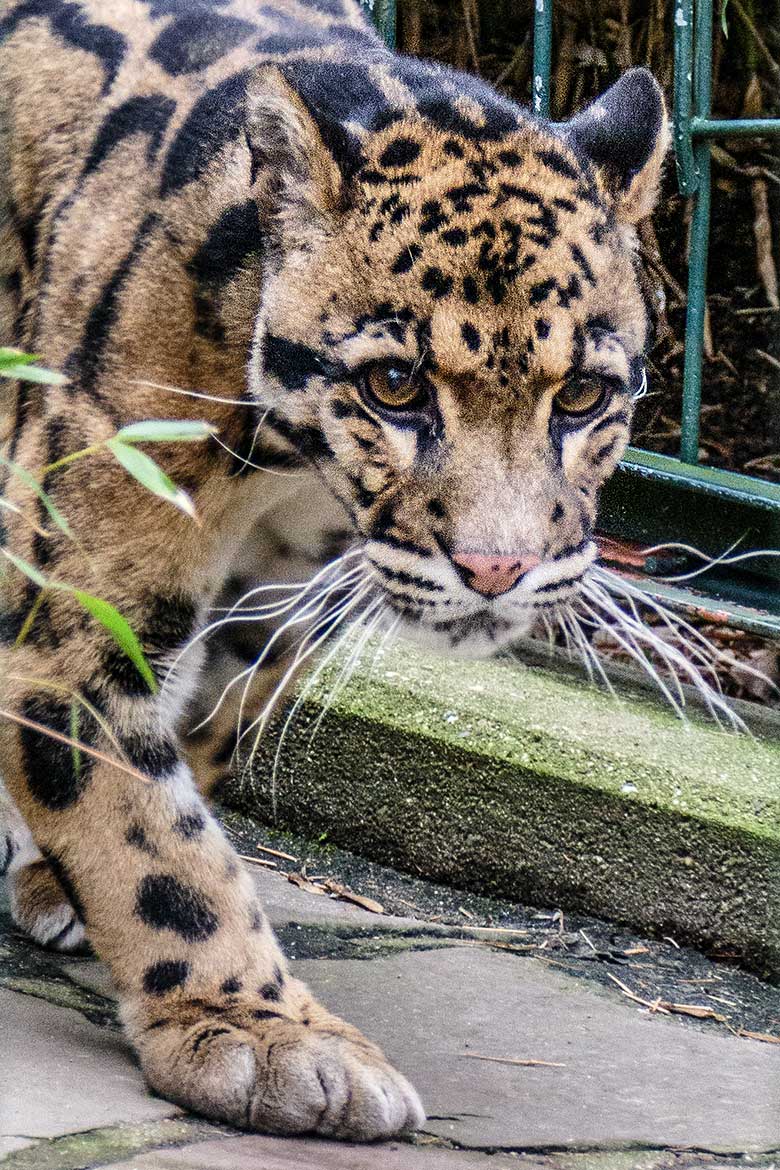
top-left (0, 455), bottom-right (74, 537)
top-left (115, 420), bottom-right (217, 444)
top-left (0, 348), bottom-right (38, 367)
top-left (0, 547), bottom-right (48, 589)
top-left (106, 439), bottom-right (198, 521)
top-left (71, 589), bottom-right (157, 693)
top-left (0, 348), bottom-right (67, 384)
top-left (0, 547), bottom-right (157, 693)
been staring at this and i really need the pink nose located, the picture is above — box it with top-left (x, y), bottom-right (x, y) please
top-left (451, 551), bottom-right (542, 597)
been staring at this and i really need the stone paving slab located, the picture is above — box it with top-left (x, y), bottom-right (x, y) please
top-left (0, 1142), bottom-right (33, 1160)
top-left (295, 948), bottom-right (780, 1154)
top-left (0, 989), bottom-right (180, 1141)
top-left (4, 859), bottom-right (780, 1166)
top-left (46, 940), bottom-right (780, 1157)
top-left (103, 1134), bottom-right (531, 1170)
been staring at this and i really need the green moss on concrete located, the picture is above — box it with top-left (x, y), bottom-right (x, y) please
top-left (227, 643), bottom-right (780, 975)
top-left (0, 1119), bottom-right (223, 1169)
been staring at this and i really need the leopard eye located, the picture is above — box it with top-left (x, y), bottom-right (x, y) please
top-left (362, 364), bottom-right (426, 411)
top-left (553, 376), bottom-right (607, 417)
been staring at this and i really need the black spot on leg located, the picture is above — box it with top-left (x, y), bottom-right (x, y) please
top-left (221, 976), bottom-right (242, 995)
top-left (427, 498), bottom-right (446, 519)
top-left (126, 823), bottom-right (159, 855)
top-left (173, 810), bottom-right (207, 839)
top-left (535, 318), bottom-right (551, 339)
top-left (143, 959), bottom-right (191, 995)
top-left (250, 907), bottom-right (265, 932)
top-left (274, 964), bottom-right (285, 987)
top-left (20, 697), bottom-right (95, 810)
top-left (252, 1008), bottom-right (283, 1021)
top-left (551, 502), bottom-right (564, 523)
top-left (119, 733), bottom-right (180, 780)
top-left (136, 874), bottom-right (219, 942)
top-left (441, 227), bottom-right (468, 247)
top-left (258, 981), bottom-right (281, 1002)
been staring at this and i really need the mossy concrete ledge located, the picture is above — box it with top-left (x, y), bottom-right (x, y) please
top-left (224, 643), bottom-right (780, 976)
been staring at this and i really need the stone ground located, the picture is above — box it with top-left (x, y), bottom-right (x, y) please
top-left (2, 812), bottom-right (779, 1170)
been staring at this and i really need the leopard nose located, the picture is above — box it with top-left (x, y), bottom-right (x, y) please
top-left (451, 551), bottom-right (542, 597)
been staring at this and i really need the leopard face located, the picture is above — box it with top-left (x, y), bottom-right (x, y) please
top-left (250, 68), bottom-right (668, 656)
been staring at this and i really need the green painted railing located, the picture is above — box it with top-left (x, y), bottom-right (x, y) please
top-left (364, 0), bottom-right (780, 629)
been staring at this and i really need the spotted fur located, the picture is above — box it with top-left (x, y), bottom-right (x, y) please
top-left (0, 0), bottom-right (667, 1139)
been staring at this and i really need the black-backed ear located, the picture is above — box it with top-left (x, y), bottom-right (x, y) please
top-left (560, 68), bottom-right (669, 224)
top-left (245, 69), bottom-right (348, 252)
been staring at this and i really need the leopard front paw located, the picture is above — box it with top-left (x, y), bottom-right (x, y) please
top-left (132, 1006), bottom-right (424, 1140)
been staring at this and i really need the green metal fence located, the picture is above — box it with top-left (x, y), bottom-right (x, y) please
top-left (363, 0), bottom-right (780, 633)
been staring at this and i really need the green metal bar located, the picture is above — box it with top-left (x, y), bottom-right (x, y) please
top-left (360, 0), bottom-right (396, 47)
top-left (532, 0), bottom-right (554, 117)
top-left (691, 116), bottom-right (780, 136)
top-left (678, 0), bottom-right (713, 465)
top-left (621, 448), bottom-right (780, 511)
top-left (673, 0), bottom-right (698, 194)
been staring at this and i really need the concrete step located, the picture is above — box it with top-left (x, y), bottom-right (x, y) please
top-left (225, 640), bottom-right (780, 977)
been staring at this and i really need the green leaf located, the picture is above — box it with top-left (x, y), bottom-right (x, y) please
top-left (106, 439), bottom-right (198, 521)
top-left (0, 349), bottom-right (67, 384)
top-left (0, 547), bottom-right (49, 589)
top-left (0, 348), bottom-right (38, 368)
top-left (71, 589), bottom-right (157, 693)
top-left (115, 420), bottom-right (217, 444)
top-left (0, 543), bottom-right (157, 693)
top-left (0, 363), bottom-right (68, 384)
top-left (720, 0), bottom-right (729, 35)
top-left (0, 454), bottom-right (74, 537)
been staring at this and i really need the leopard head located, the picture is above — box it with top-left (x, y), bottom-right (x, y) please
top-left (248, 65), bottom-right (668, 655)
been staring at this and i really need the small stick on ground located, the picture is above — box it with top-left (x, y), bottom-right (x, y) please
top-left (256, 843), bottom-right (298, 863)
top-left (239, 854), bottom-right (278, 869)
top-left (460, 1054), bottom-right (566, 1068)
top-left (738, 1028), bottom-right (780, 1045)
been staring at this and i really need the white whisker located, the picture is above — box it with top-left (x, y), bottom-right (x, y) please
top-left (212, 433), bottom-right (305, 478)
top-left (131, 378), bottom-right (258, 408)
top-left (575, 570), bottom-right (747, 730)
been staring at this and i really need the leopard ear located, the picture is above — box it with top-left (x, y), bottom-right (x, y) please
top-left (560, 68), bottom-right (670, 224)
top-left (245, 69), bottom-right (348, 252)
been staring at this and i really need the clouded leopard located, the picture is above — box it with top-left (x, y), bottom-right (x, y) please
top-left (0, 0), bottom-right (667, 1139)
